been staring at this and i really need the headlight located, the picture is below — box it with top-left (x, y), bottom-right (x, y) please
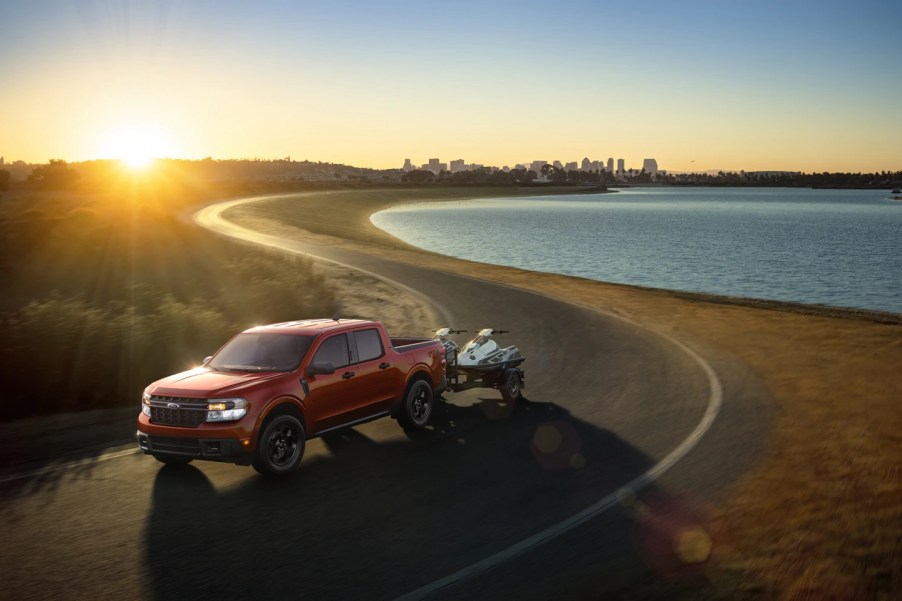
top-left (142, 391), bottom-right (151, 417)
top-left (206, 398), bottom-right (248, 422)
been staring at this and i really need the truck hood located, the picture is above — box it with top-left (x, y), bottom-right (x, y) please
top-left (148, 367), bottom-right (286, 397)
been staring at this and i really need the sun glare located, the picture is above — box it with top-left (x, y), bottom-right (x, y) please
top-left (97, 121), bottom-right (176, 170)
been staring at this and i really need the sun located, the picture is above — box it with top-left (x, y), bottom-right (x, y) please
top-left (97, 121), bottom-right (177, 170)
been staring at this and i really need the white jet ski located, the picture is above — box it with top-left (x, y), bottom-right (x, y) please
top-left (433, 327), bottom-right (525, 402)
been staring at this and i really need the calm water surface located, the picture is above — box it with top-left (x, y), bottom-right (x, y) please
top-left (371, 187), bottom-right (902, 314)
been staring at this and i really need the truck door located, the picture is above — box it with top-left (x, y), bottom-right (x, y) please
top-left (349, 328), bottom-right (398, 413)
top-left (304, 333), bottom-right (359, 432)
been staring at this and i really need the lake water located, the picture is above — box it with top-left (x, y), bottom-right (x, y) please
top-left (371, 187), bottom-right (902, 314)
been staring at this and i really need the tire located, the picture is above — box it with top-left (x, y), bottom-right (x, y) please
top-left (400, 379), bottom-right (434, 429)
top-left (252, 414), bottom-right (306, 476)
top-left (500, 370), bottom-right (522, 403)
top-left (153, 454), bottom-right (193, 466)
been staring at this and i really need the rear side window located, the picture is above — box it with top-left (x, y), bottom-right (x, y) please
top-left (312, 334), bottom-right (350, 368)
top-left (354, 329), bottom-right (384, 363)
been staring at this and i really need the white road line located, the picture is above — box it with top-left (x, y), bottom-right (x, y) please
top-left (199, 194), bottom-right (725, 600)
top-left (397, 330), bottom-right (722, 600)
top-left (0, 448), bottom-right (140, 484)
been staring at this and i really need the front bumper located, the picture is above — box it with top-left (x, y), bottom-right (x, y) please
top-left (137, 412), bottom-right (256, 464)
top-left (137, 431), bottom-right (251, 464)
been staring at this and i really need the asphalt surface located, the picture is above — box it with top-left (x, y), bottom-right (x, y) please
top-left (0, 196), bottom-right (772, 600)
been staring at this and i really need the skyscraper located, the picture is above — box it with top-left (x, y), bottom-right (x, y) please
top-left (581, 157), bottom-right (590, 171)
top-left (642, 158), bottom-right (658, 175)
top-left (617, 158), bottom-right (625, 174)
top-left (402, 158), bottom-right (413, 172)
top-left (607, 158), bottom-right (614, 173)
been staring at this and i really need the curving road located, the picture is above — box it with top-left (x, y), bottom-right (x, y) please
top-left (0, 195), bottom-right (772, 600)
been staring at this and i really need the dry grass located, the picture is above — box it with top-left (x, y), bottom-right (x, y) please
top-left (227, 188), bottom-right (902, 599)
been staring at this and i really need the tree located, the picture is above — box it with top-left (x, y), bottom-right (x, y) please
top-left (0, 169), bottom-right (10, 191)
top-left (27, 159), bottom-right (79, 189)
top-left (402, 169), bottom-right (435, 184)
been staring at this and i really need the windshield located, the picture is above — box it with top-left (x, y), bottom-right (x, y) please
top-left (210, 333), bottom-right (315, 372)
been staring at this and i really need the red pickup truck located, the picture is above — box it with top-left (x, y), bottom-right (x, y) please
top-left (137, 319), bottom-right (446, 476)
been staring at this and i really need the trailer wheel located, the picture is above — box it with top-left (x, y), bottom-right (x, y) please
top-left (501, 370), bottom-right (522, 403)
top-left (401, 379), bottom-right (434, 429)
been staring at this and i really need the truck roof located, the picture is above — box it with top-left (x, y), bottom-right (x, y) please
top-left (243, 318), bottom-right (375, 336)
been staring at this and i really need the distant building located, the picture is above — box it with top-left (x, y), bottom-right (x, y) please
top-left (423, 158), bottom-right (448, 173)
top-left (450, 159), bottom-right (466, 173)
top-left (617, 158), bottom-right (625, 174)
top-left (515, 163), bottom-right (526, 170)
top-left (581, 157), bottom-right (590, 171)
top-left (590, 160), bottom-right (601, 171)
top-left (553, 160), bottom-right (563, 169)
top-left (530, 160), bottom-right (548, 173)
top-left (607, 157), bottom-right (614, 173)
top-left (565, 161), bottom-right (578, 171)
top-left (402, 158), bottom-right (413, 172)
top-left (642, 158), bottom-right (658, 175)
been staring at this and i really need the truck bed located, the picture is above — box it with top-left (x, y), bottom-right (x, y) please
top-left (389, 337), bottom-right (435, 352)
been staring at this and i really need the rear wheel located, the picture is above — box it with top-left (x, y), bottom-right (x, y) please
top-left (500, 370), bottom-right (522, 403)
top-left (153, 454), bottom-right (193, 466)
top-left (253, 414), bottom-right (306, 476)
top-left (400, 379), bottom-right (434, 429)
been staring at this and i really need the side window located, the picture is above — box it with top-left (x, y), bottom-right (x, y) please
top-left (354, 329), bottom-right (384, 363)
top-left (312, 334), bottom-right (350, 369)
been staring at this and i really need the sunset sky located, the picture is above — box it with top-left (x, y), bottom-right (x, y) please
top-left (2, 0), bottom-right (900, 173)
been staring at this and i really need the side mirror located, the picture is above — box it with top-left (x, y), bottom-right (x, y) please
top-left (306, 361), bottom-right (335, 376)
top-left (202, 356), bottom-right (213, 366)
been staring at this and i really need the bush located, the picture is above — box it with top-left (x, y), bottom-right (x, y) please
top-left (0, 191), bottom-right (339, 419)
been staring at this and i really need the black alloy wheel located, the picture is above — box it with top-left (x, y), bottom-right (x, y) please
top-left (253, 414), bottom-right (306, 476)
top-left (402, 380), bottom-right (433, 429)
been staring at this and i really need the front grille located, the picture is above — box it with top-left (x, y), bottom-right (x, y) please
top-left (149, 395), bottom-right (207, 428)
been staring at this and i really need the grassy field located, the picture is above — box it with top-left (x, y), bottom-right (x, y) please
top-left (0, 181), bottom-right (338, 419)
top-left (228, 188), bottom-right (901, 600)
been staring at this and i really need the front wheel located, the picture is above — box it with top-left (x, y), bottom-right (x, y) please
top-left (253, 414), bottom-right (306, 476)
top-left (400, 380), bottom-right (434, 429)
top-left (500, 370), bottom-right (522, 403)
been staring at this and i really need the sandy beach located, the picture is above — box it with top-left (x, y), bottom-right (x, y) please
top-left (224, 187), bottom-right (902, 598)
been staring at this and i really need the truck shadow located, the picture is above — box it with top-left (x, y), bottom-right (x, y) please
top-left (145, 397), bottom-right (716, 600)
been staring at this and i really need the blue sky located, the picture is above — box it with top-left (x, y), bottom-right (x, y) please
top-left (2, 0), bottom-right (900, 171)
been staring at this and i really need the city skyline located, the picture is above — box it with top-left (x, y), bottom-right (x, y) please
top-left (401, 156), bottom-right (659, 176)
top-left (2, 1), bottom-right (901, 172)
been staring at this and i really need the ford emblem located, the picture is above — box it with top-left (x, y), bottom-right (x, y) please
top-left (167, 402), bottom-right (180, 409)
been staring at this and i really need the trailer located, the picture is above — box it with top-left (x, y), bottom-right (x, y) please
top-left (434, 328), bottom-right (525, 403)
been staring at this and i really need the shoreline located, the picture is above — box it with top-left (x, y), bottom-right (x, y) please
top-left (231, 186), bottom-right (901, 324)
top-left (225, 187), bottom-right (901, 597)
top-left (368, 190), bottom-right (901, 321)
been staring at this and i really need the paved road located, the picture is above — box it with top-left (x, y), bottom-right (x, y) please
top-left (0, 196), bottom-right (772, 600)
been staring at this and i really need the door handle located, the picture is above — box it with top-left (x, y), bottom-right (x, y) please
top-left (379, 363), bottom-right (391, 370)
top-left (342, 372), bottom-right (355, 379)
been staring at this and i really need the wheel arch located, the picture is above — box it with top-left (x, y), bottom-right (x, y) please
top-left (257, 397), bottom-right (307, 439)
